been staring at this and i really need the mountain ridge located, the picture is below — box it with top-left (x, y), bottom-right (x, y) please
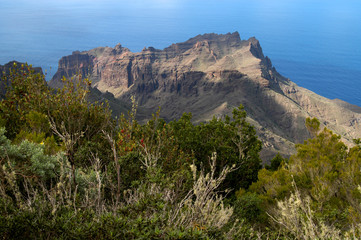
top-left (49, 32), bottom-right (361, 161)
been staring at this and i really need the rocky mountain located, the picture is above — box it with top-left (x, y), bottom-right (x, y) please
top-left (49, 32), bottom-right (361, 161)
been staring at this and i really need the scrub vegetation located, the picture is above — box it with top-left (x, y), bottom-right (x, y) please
top-left (1, 63), bottom-right (361, 239)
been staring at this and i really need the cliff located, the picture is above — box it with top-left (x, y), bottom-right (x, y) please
top-left (49, 32), bottom-right (361, 160)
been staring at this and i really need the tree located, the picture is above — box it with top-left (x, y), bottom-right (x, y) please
top-left (48, 75), bottom-right (112, 187)
top-left (305, 117), bottom-right (321, 137)
top-left (169, 105), bottom-right (262, 192)
top-left (0, 63), bottom-right (50, 139)
top-left (265, 153), bottom-right (286, 171)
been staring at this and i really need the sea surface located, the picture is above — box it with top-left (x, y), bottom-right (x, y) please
top-left (1, 0), bottom-right (361, 106)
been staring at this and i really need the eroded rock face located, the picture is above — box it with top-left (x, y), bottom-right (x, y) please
top-left (49, 32), bottom-right (361, 161)
top-left (51, 52), bottom-right (94, 89)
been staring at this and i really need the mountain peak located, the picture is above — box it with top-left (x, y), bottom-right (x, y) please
top-left (164, 32), bottom-right (243, 54)
top-left (188, 31), bottom-right (241, 43)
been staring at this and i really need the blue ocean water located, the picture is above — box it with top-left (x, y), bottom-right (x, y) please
top-left (1, 0), bottom-right (360, 106)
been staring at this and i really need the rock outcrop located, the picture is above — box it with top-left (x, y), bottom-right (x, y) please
top-left (50, 32), bottom-right (361, 161)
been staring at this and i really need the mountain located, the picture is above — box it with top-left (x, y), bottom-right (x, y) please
top-left (49, 32), bottom-right (361, 161)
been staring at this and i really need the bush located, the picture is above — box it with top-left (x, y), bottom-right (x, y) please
top-left (249, 120), bottom-right (361, 236)
top-left (233, 192), bottom-right (267, 225)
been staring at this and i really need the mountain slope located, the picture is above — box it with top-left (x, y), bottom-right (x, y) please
top-left (49, 32), bottom-right (361, 160)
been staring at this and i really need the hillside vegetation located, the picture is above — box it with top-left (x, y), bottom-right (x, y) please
top-left (1, 63), bottom-right (361, 239)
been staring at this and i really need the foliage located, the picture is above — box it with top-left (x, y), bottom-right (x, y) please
top-left (249, 120), bottom-right (361, 237)
top-left (169, 105), bottom-right (262, 192)
top-left (0, 63), bottom-right (50, 139)
top-left (0, 124), bottom-right (248, 239)
top-left (0, 63), bottom-right (259, 238)
top-left (48, 75), bottom-right (113, 187)
top-left (233, 191), bottom-right (267, 225)
top-left (305, 117), bottom-right (321, 137)
top-left (269, 178), bottom-right (361, 239)
top-left (3, 65), bottom-right (361, 239)
top-left (170, 152), bottom-right (235, 232)
top-left (265, 153), bottom-right (286, 171)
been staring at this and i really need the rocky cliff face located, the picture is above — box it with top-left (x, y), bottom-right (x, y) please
top-left (49, 32), bottom-right (361, 161)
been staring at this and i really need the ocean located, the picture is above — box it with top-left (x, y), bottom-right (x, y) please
top-left (1, 0), bottom-right (360, 106)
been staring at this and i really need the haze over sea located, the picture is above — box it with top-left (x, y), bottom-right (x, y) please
top-left (1, 0), bottom-right (360, 106)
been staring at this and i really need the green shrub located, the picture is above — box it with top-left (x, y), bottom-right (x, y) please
top-left (233, 192), bottom-right (267, 225)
